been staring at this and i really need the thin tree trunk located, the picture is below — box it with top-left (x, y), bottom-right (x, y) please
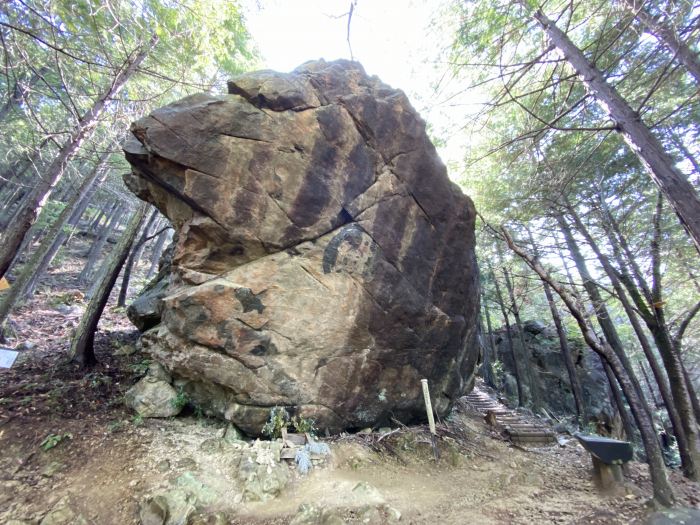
top-left (558, 214), bottom-right (653, 423)
top-left (503, 265), bottom-right (542, 410)
top-left (528, 228), bottom-right (586, 424)
top-left (479, 290), bottom-right (496, 388)
top-left (117, 208), bottom-right (158, 307)
top-left (641, 362), bottom-right (661, 408)
top-left (555, 225), bottom-right (637, 441)
top-left (0, 156), bottom-right (109, 326)
top-left (601, 360), bottom-right (633, 439)
top-left (146, 227), bottom-right (169, 279)
top-left (502, 227), bottom-right (675, 507)
top-left (70, 203), bottom-right (148, 367)
top-left (584, 202), bottom-right (698, 478)
top-left (88, 207), bottom-right (107, 232)
top-left (79, 203), bottom-right (124, 286)
top-left (23, 165), bottom-right (107, 299)
top-left (489, 262), bottom-right (525, 406)
top-left (0, 35), bottom-right (158, 279)
top-left (622, 0), bottom-right (700, 85)
top-left (482, 289), bottom-right (498, 389)
top-left (533, 8), bottom-right (700, 254)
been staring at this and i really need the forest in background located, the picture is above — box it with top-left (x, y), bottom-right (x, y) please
top-left (0, 0), bottom-right (698, 509)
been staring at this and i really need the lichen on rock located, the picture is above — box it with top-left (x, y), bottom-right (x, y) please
top-left (123, 59), bottom-right (480, 436)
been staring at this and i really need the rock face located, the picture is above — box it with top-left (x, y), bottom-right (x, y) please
top-left (123, 60), bottom-right (479, 435)
top-left (492, 321), bottom-right (612, 419)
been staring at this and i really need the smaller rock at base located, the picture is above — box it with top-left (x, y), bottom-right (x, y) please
top-left (351, 482), bottom-right (384, 504)
top-left (140, 488), bottom-right (197, 525)
top-left (199, 438), bottom-right (224, 454)
top-left (115, 344), bottom-right (137, 356)
top-left (358, 506), bottom-right (382, 524)
top-left (40, 497), bottom-right (88, 525)
top-left (290, 503), bottom-right (345, 525)
top-left (380, 505), bottom-right (401, 522)
top-left (222, 424), bottom-right (245, 443)
top-left (148, 362), bottom-right (172, 383)
top-left (187, 512), bottom-right (228, 525)
top-left (357, 504), bottom-right (401, 524)
top-left (41, 461), bottom-right (64, 478)
top-left (139, 495), bottom-right (168, 525)
top-left (125, 377), bottom-right (181, 418)
top-left (646, 508), bottom-right (700, 525)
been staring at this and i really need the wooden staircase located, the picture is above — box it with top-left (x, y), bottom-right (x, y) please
top-left (465, 384), bottom-right (556, 445)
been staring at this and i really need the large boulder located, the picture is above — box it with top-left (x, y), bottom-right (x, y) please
top-left (122, 60), bottom-right (479, 435)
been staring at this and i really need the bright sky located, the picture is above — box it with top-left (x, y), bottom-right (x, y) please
top-left (239, 0), bottom-right (477, 180)
top-left (241, 0), bottom-right (438, 99)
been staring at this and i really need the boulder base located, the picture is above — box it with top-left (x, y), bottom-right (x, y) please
top-left (123, 60), bottom-right (479, 435)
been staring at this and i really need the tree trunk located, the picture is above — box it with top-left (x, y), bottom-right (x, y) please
top-left (0, 156), bottom-right (109, 326)
top-left (79, 202), bottom-right (124, 286)
top-left (502, 228), bottom-right (675, 507)
top-left (117, 208), bottom-right (158, 307)
top-left (23, 165), bottom-right (107, 299)
top-left (557, 214), bottom-right (653, 422)
top-left (528, 228), bottom-right (586, 424)
top-left (70, 204), bottom-right (148, 367)
top-left (533, 8), bottom-right (700, 254)
top-left (0, 35), bottom-right (158, 279)
top-left (640, 362), bottom-right (661, 408)
top-left (146, 226), bottom-right (169, 279)
top-left (622, 0), bottom-right (700, 85)
top-left (555, 220), bottom-right (637, 441)
top-left (489, 262), bottom-right (525, 406)
top-left (481, 289), bottom-right (498, 389)
top-left (584, 202), bottom-right (698, 478)
top-left (503, 265), bottom-right (542, 410)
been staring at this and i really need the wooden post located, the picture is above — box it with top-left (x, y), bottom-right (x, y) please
top-left (421, 379), bottom-right (439, 460)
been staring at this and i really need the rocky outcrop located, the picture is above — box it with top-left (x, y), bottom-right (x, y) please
top-left (492, 321), bottom-right (612, 419)
top-left (123, 60), bottom-right (479, 435)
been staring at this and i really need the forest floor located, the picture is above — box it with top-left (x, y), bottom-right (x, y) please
top-left (1, 246), bottom-right (700, 524)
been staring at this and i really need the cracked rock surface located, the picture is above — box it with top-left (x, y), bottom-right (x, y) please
top-left (123, 59), bottom-right (479, 435)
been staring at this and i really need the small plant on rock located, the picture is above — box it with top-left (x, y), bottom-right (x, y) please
top-left (171, 388), bottom-right (189, 411)
top-left (262, 407), bottom-right (290, 438)
top-left (291, 415), bottom-right (316, 435)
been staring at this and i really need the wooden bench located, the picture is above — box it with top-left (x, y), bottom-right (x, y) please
top-left (575, 433), bottom-right (633, 492)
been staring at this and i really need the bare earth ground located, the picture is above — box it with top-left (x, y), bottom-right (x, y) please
top-left (1, 248), bottom-right (700, 524)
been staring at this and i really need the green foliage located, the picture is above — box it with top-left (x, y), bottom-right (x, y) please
top-left (491, 359), bottom-right (505, 389)
top-left (260, 407), bottom-right (317, 438)
top-left (171, 388), bottom-right (189, 411)
top-left (40, 432), bottom-right (72, 451)
top-left (130, 359), bottom-right (151, 377)
top-left (46, 291), bottom-right (82, 308)
top-left (291, 415), bottom-right (316, 435)
top-left (261, 407), bottom-right (290, 439)
top-left (34, 201), bottom-right (67, 232)
top-left (107, 420), bottom-right (124, 433)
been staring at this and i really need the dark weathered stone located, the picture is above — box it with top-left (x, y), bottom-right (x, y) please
top-left (493, 321), bottom-right (612, 419)
top-left (123, 60), bottom-right (479, 436)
